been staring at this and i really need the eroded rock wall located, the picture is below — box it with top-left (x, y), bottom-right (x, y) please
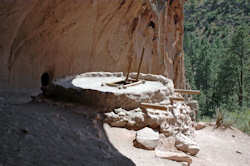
top-left (0, 0), bottom-right (186, 89)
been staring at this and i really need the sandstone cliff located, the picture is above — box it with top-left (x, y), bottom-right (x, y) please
top-left (0, 0), bottom-right (186, 89)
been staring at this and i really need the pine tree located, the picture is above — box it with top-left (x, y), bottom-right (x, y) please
top-left (216, 25), bottom-right (249, 107)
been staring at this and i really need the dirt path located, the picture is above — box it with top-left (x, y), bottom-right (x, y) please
top-left (192, 126), bottom-right (250, 166)
top-left (104, 124), bottom-right (182, 166)
top-left (104, 123), bottom-right (250, 166)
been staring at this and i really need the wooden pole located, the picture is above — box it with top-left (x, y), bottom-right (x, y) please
top-left (125, 46), bottom-right (133, 82)
top-left (174, 89), bottom-right (201, 95)
top-left (125, 62), bottom-right (131, 82)
top-left (136, 47), bottom-right (145, 81)
top-left (123, 81), bottom-right (143, 88)
top-left (169, 97), bottom-right (185, 104)
top-left (140, 103), bottom-right (167, 111)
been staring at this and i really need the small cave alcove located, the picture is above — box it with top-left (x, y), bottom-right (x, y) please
top-left (41, 72), bottom-right (50, 87)
top-left (148, 21), bottom-right (155, 29)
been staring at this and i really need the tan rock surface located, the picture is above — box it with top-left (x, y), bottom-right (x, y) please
top-left (105, 103), bottom-right (195, 137)
top-left (175, 133), bottom-right (200, 156)
top-left (0, 0), bottom-right (186, 90)
top-left (134, 127), bottom-right (159, 150)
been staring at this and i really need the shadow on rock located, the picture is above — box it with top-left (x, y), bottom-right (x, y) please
top-left (0, 102), bottom-right (135, 166)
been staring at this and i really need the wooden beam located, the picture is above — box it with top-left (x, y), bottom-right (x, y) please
top-left (123, 81), bottom-right (143, 88)
top-left (140, 103), bottom-right (167, 111)
top-left (105, 79), bottom-right (143, 88)
top-left (125, 56), bottom-right (132, 82)
top-left (105, 82), bottom-right (120, 87)
top-left (169, 97), bottom-right (185, 104)
top-left (174, 89), bottom-right (201, 95)
top-left (136, 47), bottom-right (145, 81)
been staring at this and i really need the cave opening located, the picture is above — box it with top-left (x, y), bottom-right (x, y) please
top-left (41, 72), bottom-right (50, 87)
top-left (148, 21), bottom-right (155, 29)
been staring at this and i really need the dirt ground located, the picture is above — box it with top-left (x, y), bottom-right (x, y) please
top-left (191, 126), bottom-right (250, 166)
top-left (104, 123), bottom-right (250, 166)
top-left (104, 124), bottom-right (183, 166)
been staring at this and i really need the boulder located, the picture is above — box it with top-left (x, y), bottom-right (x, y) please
top-left (134, 127), bottom-right (159, 150)
top-left (175, 133), bottom-right (200, 156)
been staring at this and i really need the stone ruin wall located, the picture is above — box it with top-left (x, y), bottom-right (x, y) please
top-left (0, 0), bottom-right (186, 90)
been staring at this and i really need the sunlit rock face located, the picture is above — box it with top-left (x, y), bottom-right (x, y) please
top-left (0, 0), bottom-right (186, 89)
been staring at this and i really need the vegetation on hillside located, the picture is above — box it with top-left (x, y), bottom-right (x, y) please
top-left (183, 0), bottom-right (250, 133)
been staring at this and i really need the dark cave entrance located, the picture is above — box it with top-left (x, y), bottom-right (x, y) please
top-left (41, 72), bottom-right (50, 87)
top-left (148, 21), bottom-right (155, 29)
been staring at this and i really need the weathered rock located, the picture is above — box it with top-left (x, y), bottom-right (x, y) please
top-left (155, 150), bottom-right (192, 166)
top-left (157, 134), bottom-right (176, 150)
top-left (155, 135), bottom-right (192, 166)
top-left (159, 105), bottom-right (194, 137)
top-left (160, 120), bottom-right (176, 136)
top-left (186, 100), bottom-right (199, 121)
top-left (0, 0), bottom-right (186, 90)
top-left (105, 101), bottom-right (196, 137)
top-left (195, 122), bottom-right (207, 130)
top-left (105, 108), bottom-right (146, 130)
top-left (175, 133), bottom-right (200, 156)
top-left (145, 108), bottom-right (175, 128)
top-left (134, 127), bottom-right (159, 150)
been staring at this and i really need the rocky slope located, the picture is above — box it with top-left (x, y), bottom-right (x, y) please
top-left (0, 0), bottom-right (186, 89)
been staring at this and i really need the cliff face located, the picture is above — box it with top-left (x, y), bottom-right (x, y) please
top-left (0, 0), bottom-right (185, 89)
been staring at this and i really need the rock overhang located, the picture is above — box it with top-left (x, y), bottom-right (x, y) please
top-left (0, 0), bottom-right (186, 89)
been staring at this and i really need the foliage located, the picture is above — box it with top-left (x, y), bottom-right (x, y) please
top-left (184, 0), bottom-right (250, 123)
top-left (223, 108), bottom-right (250, 134)
top-left (201, 108), bottom-right (250, 135)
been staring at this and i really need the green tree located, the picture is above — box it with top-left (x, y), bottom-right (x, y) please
top-left (216, 26), bottom-right (249, 107)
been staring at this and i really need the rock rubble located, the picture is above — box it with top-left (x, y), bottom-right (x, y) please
top-left (175, 133), bottom-right (200, 156)
top-left (102, 72), bottom-right (201, 164)
top-left (105, 104), bottom-right (194, 138)
top-left (134, 127), bottom-right (159, 150)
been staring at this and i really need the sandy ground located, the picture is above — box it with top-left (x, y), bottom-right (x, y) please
top-left (191, 126), bottom-right (250, 166)
top-left (104, 124), bottom-right (250, 166)
top-left (104, 124), bottom-right (182, 166)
